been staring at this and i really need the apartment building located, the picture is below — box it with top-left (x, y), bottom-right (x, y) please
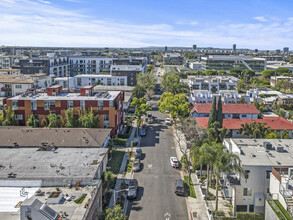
top-left (0, 69), bottom-right (21, 75)
top-left (196, 116), bottom-right (293, 138)
top-left (268, 167), bottom-right (293, 218)
top-left (187, 75), bottom-right (240, 103)
top-left (187, 75), bottom-right (239, 93)
top-left (0, 55), bottom-right (23, 69)
top-left (6, 85), bottom-right (124, 135)
top-left (191, 103), bottom-right (259, 119)
top-left (163, 53), bottom-right (184, 65)
top-left (69, 56), bottom-right (113, 75)
top-left (0, 74), bottom-right (52, 97)
top-left (201, 55), bottom-right (266, 72)
top-left (20, 57), bottom-right (70, 77)
top-left (222, 138), bottom-right (293, 214)
top-left (111, 57), bottom-right (147, 86)
top-left (190, 90), bottom-right (241, 104)
top-left (277, 94), bottom-right (293, 105)
top-left (0, 144), bottom-right (109, 220)
top-left (54, 74), bottom-right (127, 89)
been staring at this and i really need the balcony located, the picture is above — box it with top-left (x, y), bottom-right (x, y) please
top-left (1, 87), bottom-right (11, 91)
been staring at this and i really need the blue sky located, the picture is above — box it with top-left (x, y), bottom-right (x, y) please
top-left (1, 0), bottom-right (293, 49)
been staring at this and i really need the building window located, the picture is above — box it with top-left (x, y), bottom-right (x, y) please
top-left (31, 101), bottom-right (37, 110)
top-left (15, 85), bottom-right (22, 89)
top-left (12, 101), bottom-right (18, 110)
top-left (107, 78), bottom-right (111, 85)
top-left (68, 100), bottom-right (73, 110)
top-left (242, 114), bottom-right (247, 118)
top-left (245, 170), bottom-right (250, 179)
top-left (266, 171), bottom-right (271, 179)
top-left (15, 114), bottom-right (23, 120)
top-left (98, 100), bottom-right (103, 110)
top-left (109, 100), bottom-right (113, 107)
top-left (243, 188), bottom-right (252, 196)
top-left (44, 101), bottom-right (49, 110)
top-left (103, 114), bottom-right (109, 128)
top-left (120, 78), bottom-right (125, 85)
top-left (80, 100), bottom-right (85, 110)
top-left (77, 78), bottom-right (82, 87)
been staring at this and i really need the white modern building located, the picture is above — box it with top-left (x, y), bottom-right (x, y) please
top-left (268, 166), bottom-right (293, 218)
top-left (69, 56), bottom-right (114, 75)
top-left (267, 61), bottom-right (293, 72)
top-left (190, 90), bottom-right (241, 104)
top-left (187, 75), bottom-right (239, 93)
top-left (222, 138), bottom-right (293, 214)
top-left (54, 74), bottom-right (127, 89)
top-left (201, 55), bottom-right (266, 72)
top-left (163, 53), bottom-right (184, 65)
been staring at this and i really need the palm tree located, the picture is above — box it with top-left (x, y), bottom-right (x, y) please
top-left (199, 143), bottom-right (216, 199)
top-left (213, 146), bottom-right (244, 210)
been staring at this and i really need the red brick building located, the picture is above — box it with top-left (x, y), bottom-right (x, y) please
top-left (6, 85), bottom-right (124, 136)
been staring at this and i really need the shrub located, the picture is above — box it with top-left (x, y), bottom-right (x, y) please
top-left (112, 138), bottom-right (127, 147)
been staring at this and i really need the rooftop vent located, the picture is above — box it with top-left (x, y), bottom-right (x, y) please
top-left (276, 145), bottom-right (284, 153)
top-left (251, 154), bottom-right (256, 157)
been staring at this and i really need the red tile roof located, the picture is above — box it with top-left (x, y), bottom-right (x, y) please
top-left (191, 103), bottom-right (260, 114)
top-left (195, 117), bottom-right (293, 130)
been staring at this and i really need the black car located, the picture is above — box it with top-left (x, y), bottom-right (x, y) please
top-left (127, 179), bottom-right (138, 199)
top-left (135, 148), bottom-right (142, 159)
top-left (174, 179), bottom-right (184, 196)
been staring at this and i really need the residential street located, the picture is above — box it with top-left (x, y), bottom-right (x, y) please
top-left (127, 89), bottom-right (189, 220)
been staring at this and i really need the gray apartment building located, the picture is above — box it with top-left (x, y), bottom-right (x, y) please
top-left (19, 57), bottom-right (70, 77)
top-left (111, 57), bottom-right (147, 86)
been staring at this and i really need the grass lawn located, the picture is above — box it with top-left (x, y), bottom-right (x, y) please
top-left (107, 150), bottom-right (125, 174)
top-left (184, 176), bottom-right (196, 198)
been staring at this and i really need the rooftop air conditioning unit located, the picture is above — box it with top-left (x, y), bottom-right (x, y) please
top-left (276, 145), bottom-right (284, 152)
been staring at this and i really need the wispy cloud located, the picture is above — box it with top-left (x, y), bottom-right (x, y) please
top-left (0, 0), bottom-right (292, 48)
top-left (253, 16), bottom-right (267, 22)
top-left (176, 20), bottom-right (198, 26)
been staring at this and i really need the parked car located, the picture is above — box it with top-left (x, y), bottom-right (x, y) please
top-left (133, 159), bottom-right (141, 172)
top-left (174, 179), bottom-right (185, 196)
top-left (147, 113), bottom-right (153, 124)
top-left (165, 117), bottom-right (171, 125)
top-left (135, 148), bottom-right (142, 159)
top-left (170, 157), bottom-right (180, 168)
top-left (140, 128), bottom-right (147, 136)
top-left (127, 179), bottom-right (138, 199)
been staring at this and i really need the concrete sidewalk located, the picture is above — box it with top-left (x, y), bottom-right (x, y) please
top-left (172, 126), bottom-right (210, 220)
top-left (109, 152), bottom-right (129, 209)
top-left (126, 125), bottom-right (141, 148)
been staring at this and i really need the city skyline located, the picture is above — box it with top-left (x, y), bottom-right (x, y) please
top-left (1, 0), bottom-right (293, 49)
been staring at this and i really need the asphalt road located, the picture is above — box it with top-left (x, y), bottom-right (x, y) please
top-left (127, 89), bottom-right (188, 220)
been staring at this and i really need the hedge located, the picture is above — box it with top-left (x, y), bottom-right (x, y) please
top-left (112, 138), bottom-right (127, 147)
top-left (118, 126), bottom-right (133, 139)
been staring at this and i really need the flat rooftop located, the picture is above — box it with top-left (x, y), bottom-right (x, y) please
top-left (0, 127), bottom-right (111, 148)
top-left (8, 90), bottom-right (120, 101)
top-left (94, 85), bottom-right (134, 92)
top-left (225, 138), bottom-right (293, 167)
top-left (0, 147), bottom-right (108, 181)
top-left (0, 184), bottom-right (100, 220)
